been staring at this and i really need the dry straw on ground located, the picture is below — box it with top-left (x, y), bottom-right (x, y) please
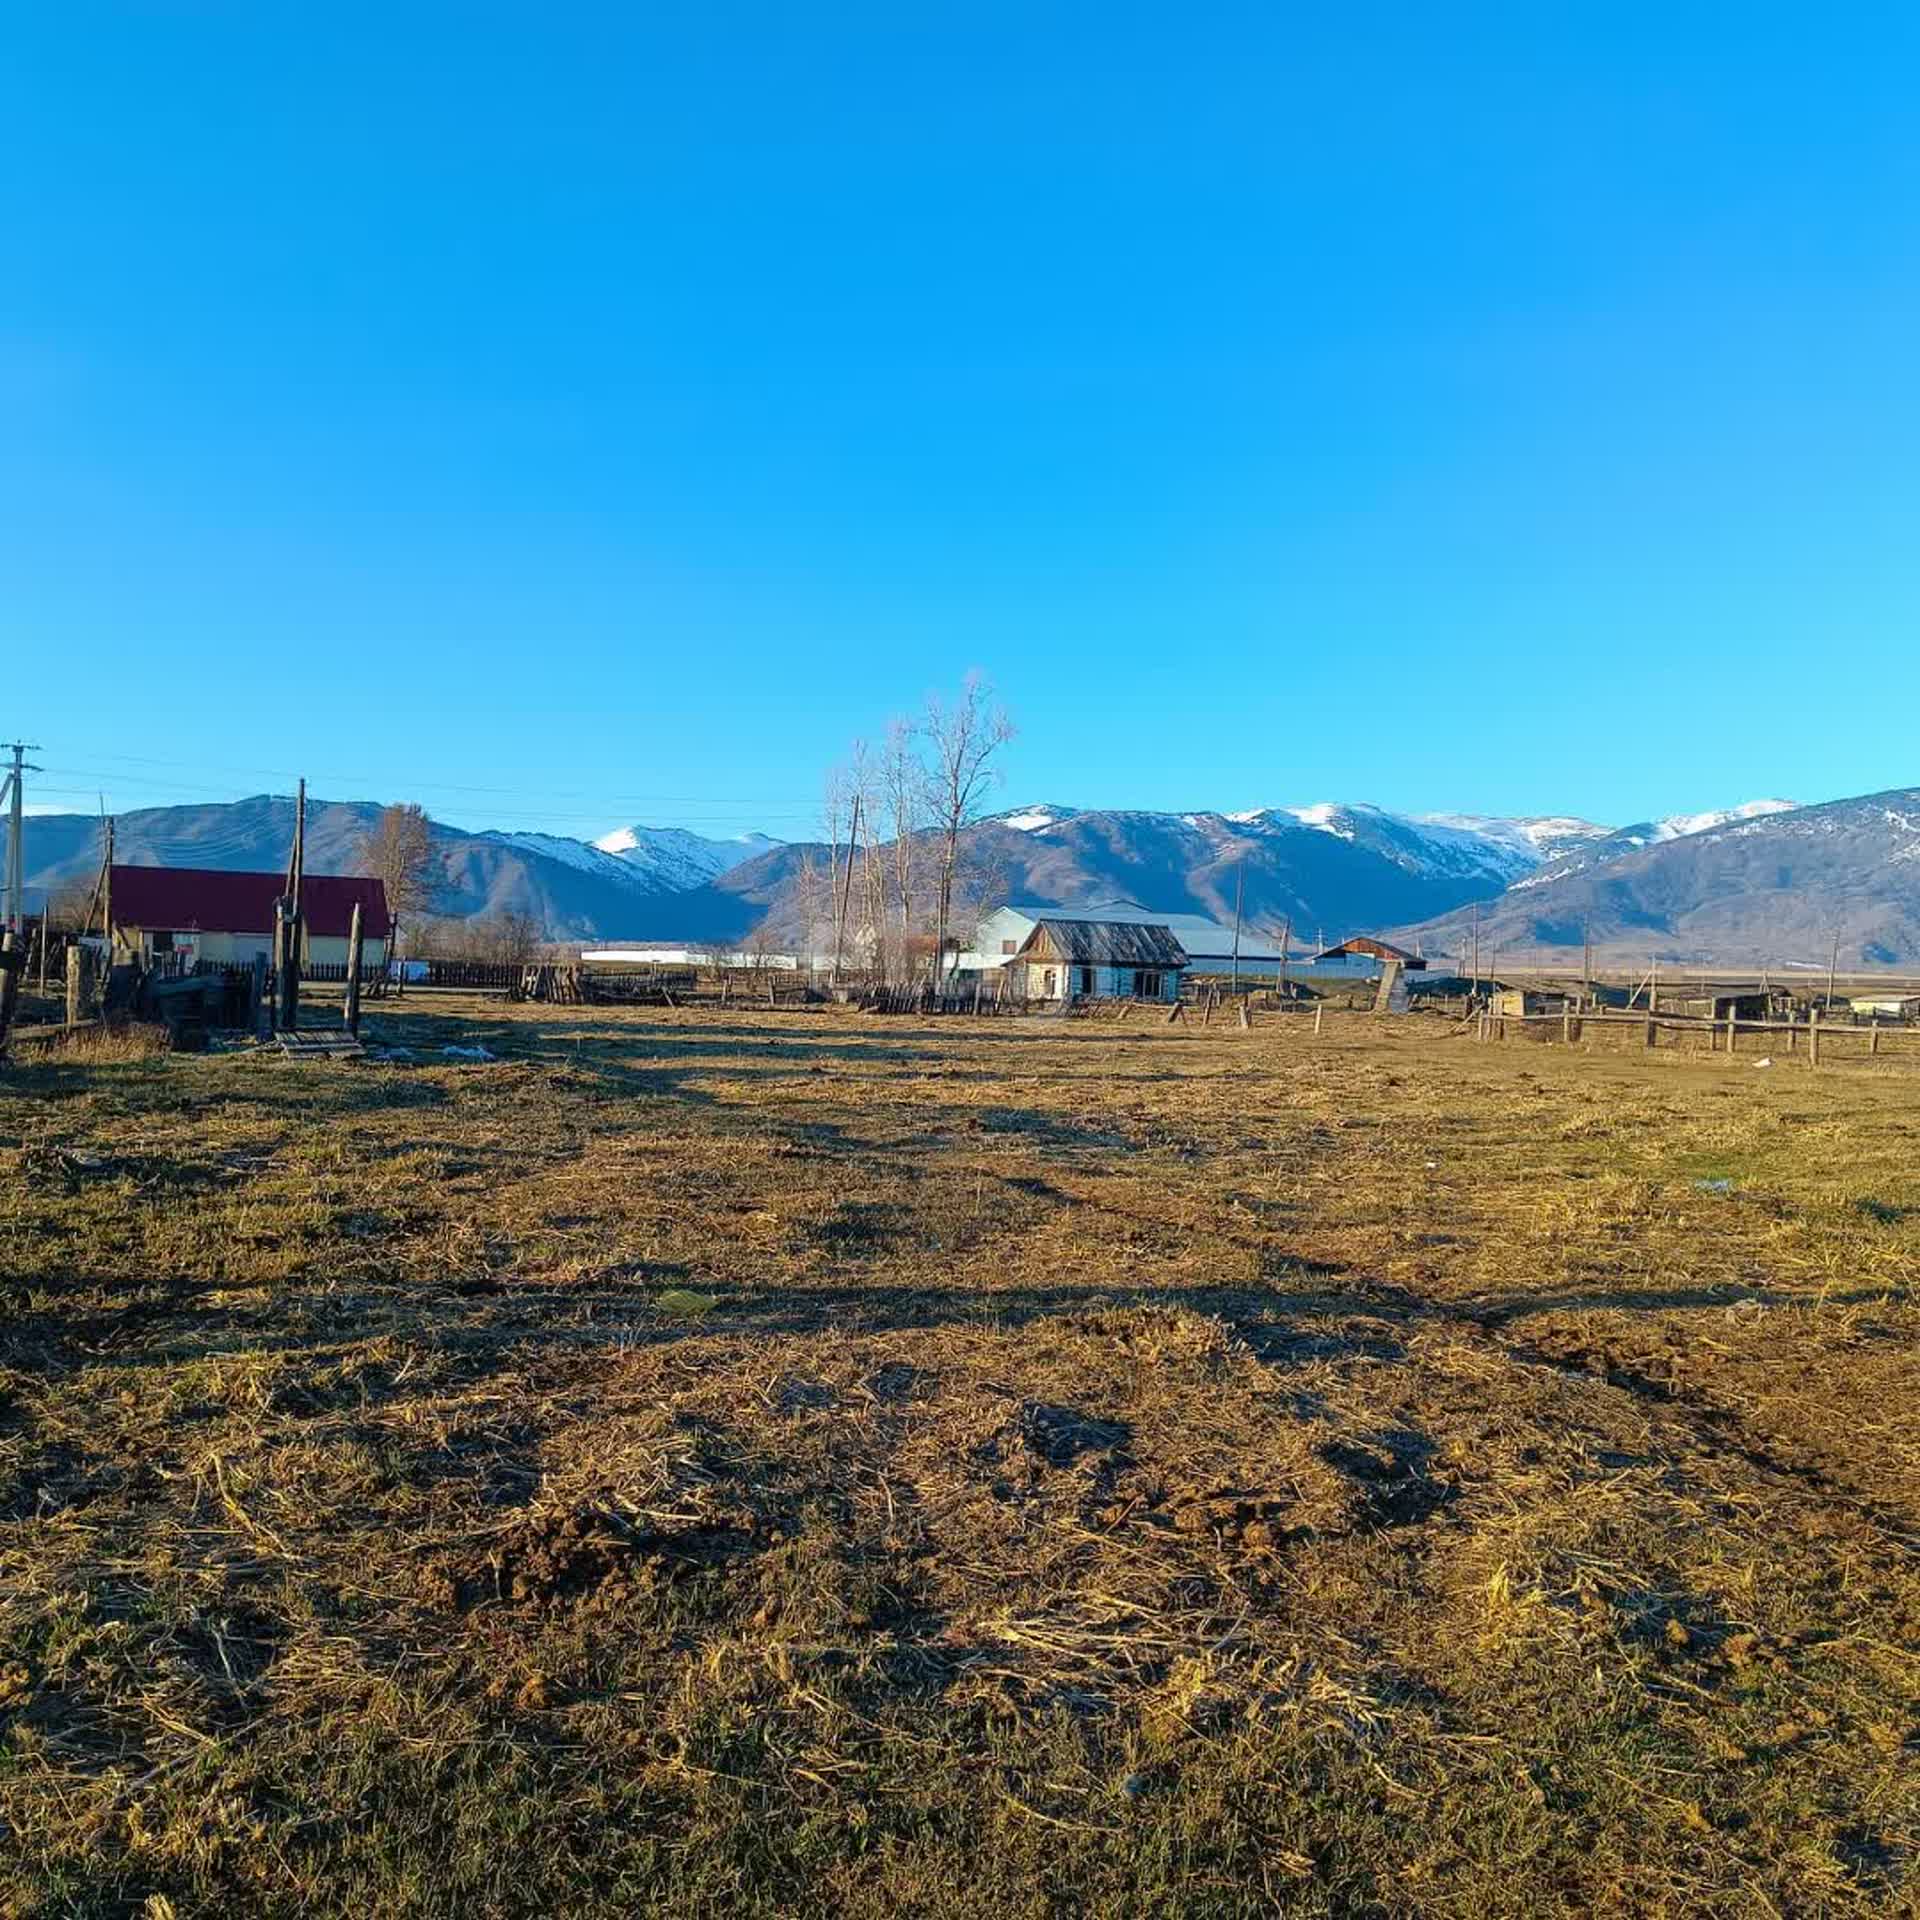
top-left (1, 1000), bottom-right (1916, 1915)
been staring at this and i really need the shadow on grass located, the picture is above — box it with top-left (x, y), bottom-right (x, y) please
top-left (20, 1265), bottom-right (1900, 1396)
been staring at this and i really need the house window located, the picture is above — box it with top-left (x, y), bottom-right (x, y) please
top-left (1078, 967), bottom-right (1096, 995)
top-left (1000, 939), bottom-right (1016, 955)
top-left (1135, 970), bottom-right (1161, 998)
top-left (151, 931), bottom-right (175, 953)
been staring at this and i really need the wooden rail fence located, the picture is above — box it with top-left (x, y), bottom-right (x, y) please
top-left (1473, 1004), bottom-right (1914, 1065)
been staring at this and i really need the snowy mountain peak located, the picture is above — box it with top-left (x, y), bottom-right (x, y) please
top-left (595, 824), bottom-right (781, 888)
top-left (1285, 802), bottom-right (1355, 835)
top-left (990, 803), bottom-right (1081, 833)
top-left (1650, 799), bottom-right (1797, 842)
top-left (479, 823), bottom-right (780, 896)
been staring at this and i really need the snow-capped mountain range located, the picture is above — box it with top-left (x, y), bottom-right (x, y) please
top-left (480, 825), bottom-right (781, 895)
top-left (1400, 789), bottom-right (1920, 967)
top-left (25, 786), bottom-right (1915, 963)
top-left (467, 796), bottom-right (1812, 945)
top-left (976, 799), bottom-right (1795, 891)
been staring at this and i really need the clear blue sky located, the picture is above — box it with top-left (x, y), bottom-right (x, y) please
top-left (3, 6), bottom-right (1916, 839)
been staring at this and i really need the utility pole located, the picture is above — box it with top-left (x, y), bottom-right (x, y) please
top-left (1825, 930), bottom-right (1840, 1013)
top-left (1279, 914), bottom-right (1292, 1000)
top-left (2, 742), bottom-right (43, 936)
top-left (278, 779), bottom-right (307, 1032)
top-left (100, 818), bottom-right (115, 949)
top-left (1582, 918), bottom-right (1593, 1005)
top-left (1471, 904), bottom-right (1481, 997)
top-left (284, 776), bottom-right (306, 904)
top-left (1230, 857), bottom-right (1245, 993)
top-left (831, 792), bottom-right (861, 989)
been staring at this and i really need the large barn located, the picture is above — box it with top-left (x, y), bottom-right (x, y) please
top-left (108, 866), bottom-right (392, 971)
top-left (1011, 918), bottom-right (1188, 1003)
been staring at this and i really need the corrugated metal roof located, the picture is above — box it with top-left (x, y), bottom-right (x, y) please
top-left (109, 866), bottom-right (392, 939)
top-left (1019, 919), bottom-right (1189, 966)
top-left (1315, 936), bottom-right (1422, 964)
top-left (993, 901), bottom-right (1287, 959)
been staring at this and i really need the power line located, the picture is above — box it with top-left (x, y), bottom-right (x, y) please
top-left (32, 765), bottom-right (824, 829)
top-left (37, 747), bottom-right (825, 811)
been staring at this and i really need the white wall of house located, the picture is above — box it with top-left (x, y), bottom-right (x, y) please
top-left (127, 928), bottom-right (389, 968)
top-left (306, 933), bottom-right (389, 968)
top-left (954, 906), bottom-right (1040, 974)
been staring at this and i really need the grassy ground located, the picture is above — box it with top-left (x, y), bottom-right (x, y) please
top-left (2, 1001), bottom-right (1916, 1916)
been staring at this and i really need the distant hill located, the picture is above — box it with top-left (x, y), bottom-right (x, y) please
top-left (1394, 790), bottom-right (1920, 967)
top-left (12, 786), bottom-right (1910, 963)
top-left (4, 797), bottom-right (777, 943)
top-left (702, 804), bottom-right (1620, 950)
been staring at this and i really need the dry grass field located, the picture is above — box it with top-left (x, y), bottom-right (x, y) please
top-left (2, 1001), bottom-right (1917, 1916)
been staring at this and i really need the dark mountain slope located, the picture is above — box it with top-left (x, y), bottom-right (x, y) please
top-left (1396, 789), bottom-right (1920, 966)
top-left (6, 797), bottom-right (711, 941)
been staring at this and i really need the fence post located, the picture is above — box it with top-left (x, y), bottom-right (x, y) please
top-left (1644, 1013), bottom-right (1656, 1049)
top-left (1808, 1005), bottom-right (1820, 1068)
top-left (1314, 1004), bottom-right (1324, 1037)
top-left (0, 933), bottom-right (19, 1050)
top-left (66, 944), bottom-right (82, 1025)
top-left (343, 904), bottom-right (364, 1036)
top-left (274, 897), bottom-right (300, 1032)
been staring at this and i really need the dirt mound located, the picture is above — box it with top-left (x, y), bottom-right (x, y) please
top-left (467, 1494), bottom-right (776, 1612)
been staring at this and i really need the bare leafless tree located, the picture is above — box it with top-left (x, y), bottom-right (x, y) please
top-left (488, 909), bottom-right (544, 968)
top-left (358, 804), bottom-right (438, 947)
top-left (43, 878), bottom-right (96, 933)
top-left (412, 906), bottom-right (544, 966)
top-left (922, 674), bottom-right (1015, 986)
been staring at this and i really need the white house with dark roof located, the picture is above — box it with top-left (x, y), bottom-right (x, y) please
top-left (957, 900), bottom-right (1292, 980)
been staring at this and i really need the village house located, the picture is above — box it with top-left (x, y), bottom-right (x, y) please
top-left (107, 866), bottom-right (391, 971)
top-left (1677, 988), bottom-right (1788, 1023)
top-left (1009, 918), bottom-right (1188, 1003)
top-left (1849, 993), bottom-right (1920, 1022)
top-left (1311, 936), bottom-right (1428, 977)
top-left (956, 900), bottom-right (1291, 981)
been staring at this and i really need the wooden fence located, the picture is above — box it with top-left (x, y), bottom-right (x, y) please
top-left (1472, 1005), bottom-right (1915, 1065)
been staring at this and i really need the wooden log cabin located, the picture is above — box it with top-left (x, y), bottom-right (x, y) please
top-left (1011, 918), bottom-right (1188, 1004)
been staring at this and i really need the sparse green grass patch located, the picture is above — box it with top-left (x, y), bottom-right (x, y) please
top-left (2, 1002), bottom-right (1916, 1914)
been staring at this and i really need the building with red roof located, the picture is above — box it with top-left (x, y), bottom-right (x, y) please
top-left (109, 866), bottom-right (391, 970)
